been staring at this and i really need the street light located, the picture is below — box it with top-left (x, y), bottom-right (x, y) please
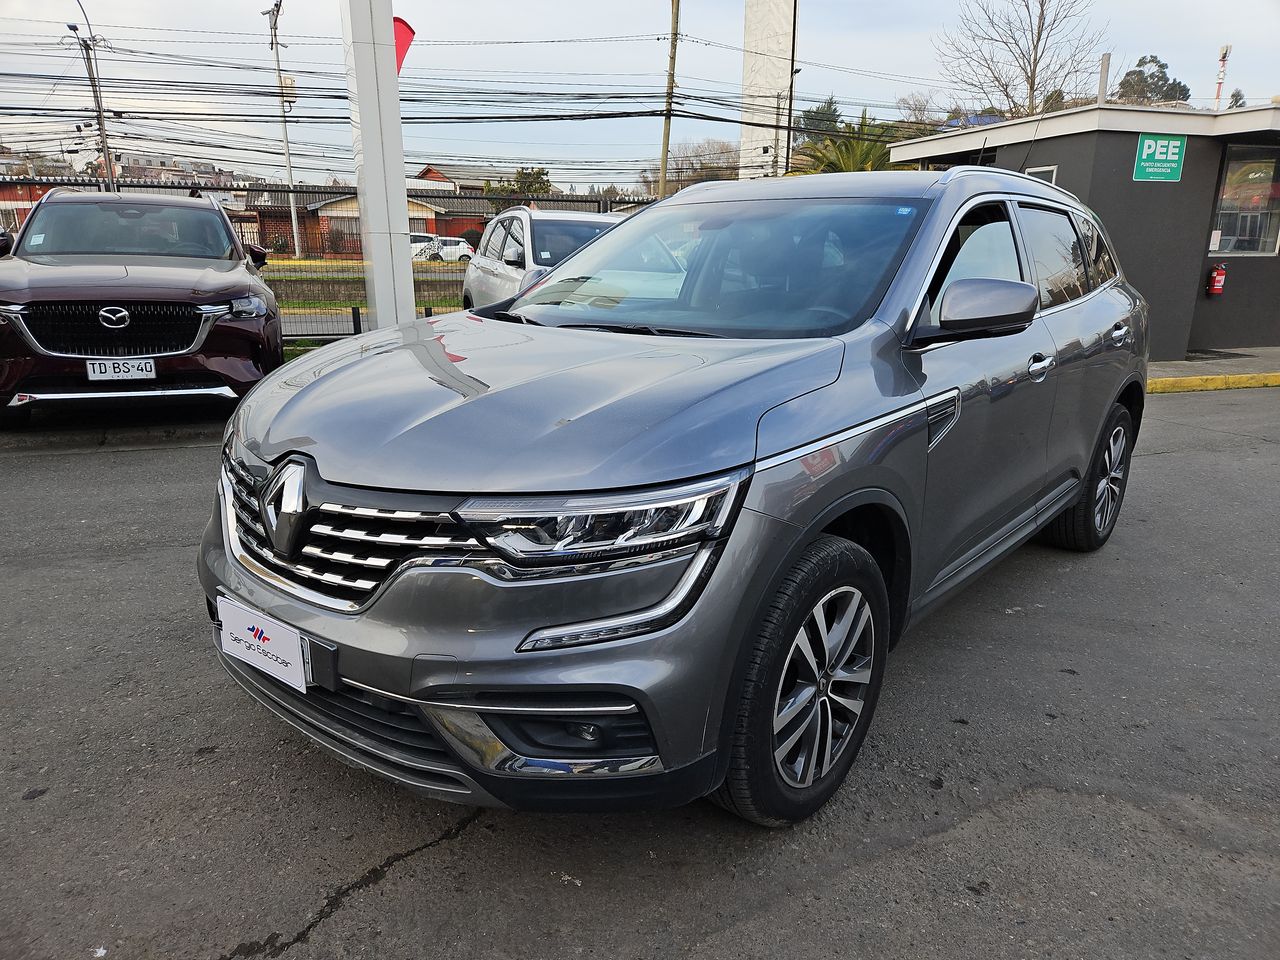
top-left (66, 5), bottom-right (115, 190)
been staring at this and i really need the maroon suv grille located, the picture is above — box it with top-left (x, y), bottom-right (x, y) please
top-left (21, 302), bottom-right (206, 357)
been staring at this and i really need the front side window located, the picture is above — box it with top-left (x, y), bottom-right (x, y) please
top-left (1017, 205), bottom-right (1088, 309)
top-left (926, 202), bottom-right (1022, 325)
top-left (1209, 145), bottom-right (1280, 256)
top-left (1076, 216), bottom-right (1118, 286)
top-left (511, 197), bottom-right (928, 339)
top-left (530, 219), bottom-right (613, 267)
top-left (503, 218), bottom-right (525, 264)
top-left (17, 201), bottom-right (236, 259)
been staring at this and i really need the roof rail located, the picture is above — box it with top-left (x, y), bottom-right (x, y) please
top-left (936, 164), bottom-right (1080, 201)
top-left (42, 185), bottom-right (84, 199)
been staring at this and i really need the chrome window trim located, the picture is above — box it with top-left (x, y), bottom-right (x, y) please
top-left (754, 398), bottom-right (930, 472)
top-left (4, 302), bottom-right (227, 360)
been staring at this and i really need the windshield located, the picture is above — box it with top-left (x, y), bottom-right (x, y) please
top-left (17, 201), bottom-right (237, 259)
top-left (528, 218), bottom-right (616, 268)
top-left (511, 197), bottom-right (928, 338)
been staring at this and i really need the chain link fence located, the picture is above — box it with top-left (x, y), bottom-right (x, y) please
top-left (0, 176), bottom-right (650, 340)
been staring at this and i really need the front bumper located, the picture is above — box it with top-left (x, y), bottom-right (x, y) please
top-left (198, 479), bottom-right (792, 811)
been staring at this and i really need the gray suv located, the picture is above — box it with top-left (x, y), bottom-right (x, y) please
top-left (200, 168), bottom-right (1147, 825)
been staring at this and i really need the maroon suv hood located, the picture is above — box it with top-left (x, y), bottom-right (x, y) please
top-left (0, 254), bottom-right (253, 302)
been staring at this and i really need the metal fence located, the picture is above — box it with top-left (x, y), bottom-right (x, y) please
top-left (0, 176), bottom-right (652, 340)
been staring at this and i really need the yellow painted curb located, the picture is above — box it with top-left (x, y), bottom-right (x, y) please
top-left (1148, 372), bottom-right (1280, 394)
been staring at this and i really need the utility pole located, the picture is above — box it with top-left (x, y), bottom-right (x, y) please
top-left (657, 0), bottom-right (680, 199)
top-left (782, 0), bottom-right (799, 175)
top-left (265, 0), bottom-right (302, 259)
top-left (66, 15), bottom-right (114, 190)
top-left (1096, 52), bottom-right (1111, 106)
top-left (1213, 45), bottom-right (1232, 111)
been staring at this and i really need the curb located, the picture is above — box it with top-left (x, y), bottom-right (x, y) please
top-left (1148, 372), bottom-right (1280, 394)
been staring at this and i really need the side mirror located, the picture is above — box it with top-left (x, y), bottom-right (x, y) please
top-left (245, 243), bottom-right (268, 268)
top-left (516, 266), bottom-right (552, 294)
top-left (0, 231), bottom-right (13, 257)
top-left (502, 244), bottom-right (524, 268)
top-left (939, 278), bottom-right (1039, 336)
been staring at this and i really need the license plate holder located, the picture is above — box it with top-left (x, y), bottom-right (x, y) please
top-left (217, 597), bottom-right (309, 692)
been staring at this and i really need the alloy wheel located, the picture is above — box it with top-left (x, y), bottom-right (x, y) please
top-left (773, 586), bottom-right (875, 789)
top-left (1094, 425), bottom-right (1128, 532)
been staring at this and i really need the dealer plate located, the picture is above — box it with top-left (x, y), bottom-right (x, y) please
top-left (217, 597), bottom-right (308, 692)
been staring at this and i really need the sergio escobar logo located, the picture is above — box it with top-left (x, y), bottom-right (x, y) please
top-left (227, 625), bottom-right (293, 670)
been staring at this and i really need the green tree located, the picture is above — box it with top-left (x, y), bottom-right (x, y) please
top-left (1228, 88), bottom-right (1246, 109)
top-left (1114, 55), bottom-right (1191, 104)
top-left (795, 95), bottom-right (843, 145)
top-left (484, 166), bottom-right (554, 211)
top-left (793, 111), bottom-right (893, 174)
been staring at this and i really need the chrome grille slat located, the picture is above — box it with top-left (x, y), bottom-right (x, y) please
top-left (310, 522), bottom-right (479, 549)
top-left (222, 453), bottom-right (485, 606)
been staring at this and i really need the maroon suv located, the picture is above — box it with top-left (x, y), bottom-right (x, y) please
top-left (0, 189), bottom-right (283, 426)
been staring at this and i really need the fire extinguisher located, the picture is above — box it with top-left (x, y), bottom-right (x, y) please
top-left (1206, 262), bottom-right (1227, 297)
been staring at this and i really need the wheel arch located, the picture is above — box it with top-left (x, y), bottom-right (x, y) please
top-left (1115, 375), bottom-right (1145, 440)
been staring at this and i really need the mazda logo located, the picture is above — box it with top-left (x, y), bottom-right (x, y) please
top-left (98, 306), bottom-right (131, 329)
top-left (259, 460), bottom-right (308, 558)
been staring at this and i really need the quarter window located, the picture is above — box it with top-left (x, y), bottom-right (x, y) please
top-left (926, 203), bottom-right (1022, 324)
top-left (1076, 217), bottom-right (1118, 286)
top-left (1017, 206), bottom-right (1089, 309)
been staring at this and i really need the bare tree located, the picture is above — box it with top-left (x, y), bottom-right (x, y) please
top-left (639, 138), bottom-right (738, 195)
top-left (935, 0), bottom-right (1106, 118)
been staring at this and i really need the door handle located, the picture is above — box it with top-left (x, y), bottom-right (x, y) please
top-left (1027, 354), bottom-right (1056, 381)
top-left (1110, 323), bottom-right (1130, 345)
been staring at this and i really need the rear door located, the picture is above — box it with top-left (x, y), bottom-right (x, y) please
top-left (471, 217), bottom-right (512, 305)
top-left (1016, 204), bottom-right (1129, 503)
top-left (912, 199), bottom-right (1060, 598)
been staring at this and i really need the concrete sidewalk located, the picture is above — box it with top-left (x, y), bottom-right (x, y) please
top-left (1150, 345), bottom-right (1280, 393)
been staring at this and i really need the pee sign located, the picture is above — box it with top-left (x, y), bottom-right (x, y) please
top-left (1133, 133), bottom-right (1187, 182)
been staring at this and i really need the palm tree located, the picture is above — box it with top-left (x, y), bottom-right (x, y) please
top-left (793, 110), bottom-right (893, 174)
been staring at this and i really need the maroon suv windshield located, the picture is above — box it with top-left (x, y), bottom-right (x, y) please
top-left (17, 201), bottom-right (237, 259)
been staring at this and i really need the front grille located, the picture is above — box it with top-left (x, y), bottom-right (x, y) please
top-left (21, 302), bottom-right (207, 357)
top-left (224, 453), bottom-right (487, 608)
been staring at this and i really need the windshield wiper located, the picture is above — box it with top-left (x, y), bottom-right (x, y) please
top-left (556, 322), bottom-right (724, 338)
top-left (492, 310), bottom-right (544, 326)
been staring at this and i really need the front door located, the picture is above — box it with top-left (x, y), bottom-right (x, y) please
top-left (910, 200), bottom-right (1059, 598)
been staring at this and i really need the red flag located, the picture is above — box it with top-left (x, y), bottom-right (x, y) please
top-left (392, 17), bottom-right (414, 74)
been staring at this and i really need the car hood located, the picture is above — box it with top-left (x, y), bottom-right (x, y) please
top-left (233, 312), bottom-right (845, 492)
top-left (0, 254), bottom-right (253, 302)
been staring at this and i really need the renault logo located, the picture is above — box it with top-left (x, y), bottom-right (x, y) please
top-left (259, 461), bottom-right (308, 558)
top-left (98, 306), bottom-right (131, 329)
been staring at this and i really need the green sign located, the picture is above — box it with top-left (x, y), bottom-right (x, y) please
top-left (1133, 133), bottom-right (1186, 182)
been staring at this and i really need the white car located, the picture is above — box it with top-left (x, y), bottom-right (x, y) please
top-left (411, 235), bottom-right (473, 263)
top-left (462, 207), bottom-right (621, 308)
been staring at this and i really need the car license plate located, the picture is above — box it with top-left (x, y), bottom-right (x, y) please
top-left (217, 597), bottom-right (309, 692)
top-left (86, 358), bottom-right (156, 380)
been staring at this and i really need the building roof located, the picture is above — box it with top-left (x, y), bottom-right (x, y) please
top-left (890, 103), bottom-right (1280, 164)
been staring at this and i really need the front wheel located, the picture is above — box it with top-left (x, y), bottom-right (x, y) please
top-left (1039, 402), bottom-right (1134, 551)
top-left (712, 535), bottom-right (888, 827)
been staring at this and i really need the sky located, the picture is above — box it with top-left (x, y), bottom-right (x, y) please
top-left (1, 0), bottom-right (1277, 190)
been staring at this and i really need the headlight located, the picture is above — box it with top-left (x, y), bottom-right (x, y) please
top-left (230, 295), bottom-right (267, 318)
top-left (456, 469), bottom-right (749, 566)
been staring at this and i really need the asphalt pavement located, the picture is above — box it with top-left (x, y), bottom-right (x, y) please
top-left (1, 389), bottom-right (1277, 960)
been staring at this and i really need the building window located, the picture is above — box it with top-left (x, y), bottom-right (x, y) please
top-left (1209, 145), bottom-right (1280, 256)
top-left (1024, 165), bottom-right (1058, 184)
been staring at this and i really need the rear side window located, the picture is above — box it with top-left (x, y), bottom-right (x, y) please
top-left (926, 202), bottom-right (1022, 324)
top-left (480, 219), bottom-right (510, 259)
top-left (1076, 216), bottom-right (1118, 286)
top-left (1017, 205), bottom-right (1089, 308)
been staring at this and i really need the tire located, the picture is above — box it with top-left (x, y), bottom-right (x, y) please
top-left (1039, 403), bottom-right (1134, 552)
top-left (712, 535), bottom-right (889, 827)
top-left (462, 295), bottom-right (473, 310)
top-left (459, 254), bottom-right (472, 262)
top-left (428, 253), bottom-right (443, 262)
